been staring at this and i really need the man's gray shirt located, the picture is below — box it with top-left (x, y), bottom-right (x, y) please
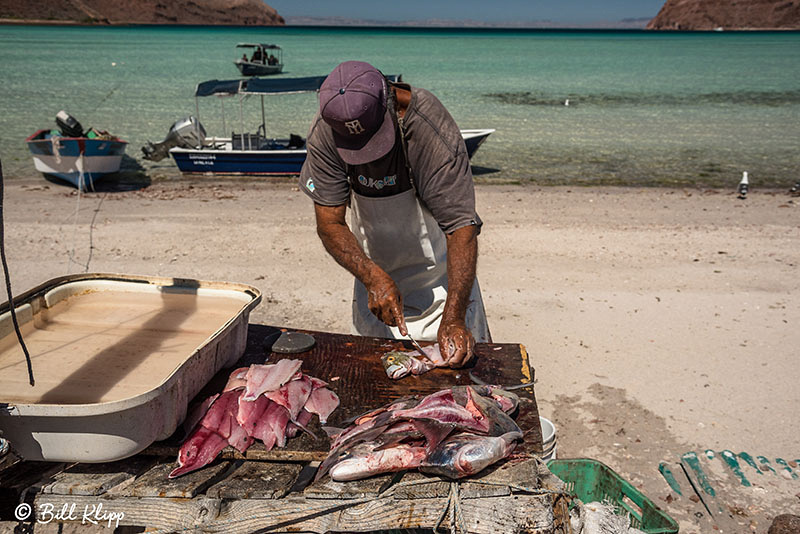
top-left (299, 85), bottom-right (481, 235)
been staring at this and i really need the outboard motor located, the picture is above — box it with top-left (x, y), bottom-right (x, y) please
top-left (141, 116), bottom-right (207, 161)
top-left (56, 110), bottom-right (85, 138)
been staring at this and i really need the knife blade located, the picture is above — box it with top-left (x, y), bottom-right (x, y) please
top-left (406, 333), bottom-right (427, 355)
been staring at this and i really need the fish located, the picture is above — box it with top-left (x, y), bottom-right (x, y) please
top-left (381, 343), bottom-right (448, 379)
top-left (329, 442), bottom-right (428, 482)
top-left (171, 360), bottom-right (339, 478)
top-left (420, 431), bottom-right (523, 479)
top-left (318, 386), bottom-right (522, 482)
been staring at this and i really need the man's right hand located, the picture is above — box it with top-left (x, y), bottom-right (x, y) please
top-left (314, 203), bottom-right (408, 335)
top-left (365, 266), bottom-right (408, 336)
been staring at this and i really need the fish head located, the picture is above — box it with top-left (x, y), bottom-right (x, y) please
top-left (447, 432), bottom-right (521, 477)
top-left (382, 351), bottom-right (412, 379)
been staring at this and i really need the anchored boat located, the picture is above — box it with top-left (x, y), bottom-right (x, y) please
top-left (26, 111), bottom-right (127, 191)
top-left (142, 75), bottom-right (494, 176)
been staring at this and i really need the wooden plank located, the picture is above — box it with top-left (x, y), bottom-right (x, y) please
top-left (111, 459), bottom-right (232, 498)
top-left (0, 461), bottom-right (68, 508)
top-left (29, 493), bottom-right (556, 534)
top-left (304, 471), bottom-right (393, 500)
top-left (30, 494), bottom-right (222, 531)
top-left (40, 457), bottom-right (155, 496)
top-left (205, 461), bottom-right (303, 500)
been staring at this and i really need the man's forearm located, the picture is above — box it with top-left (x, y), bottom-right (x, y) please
top-left (442, 225), bottom-right (478, 324)
top-left (317, 219), bottom-right (378, 285)
top-left (314, 203), bottom-right (406, 331)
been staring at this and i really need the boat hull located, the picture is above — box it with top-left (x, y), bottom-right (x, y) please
top-left (235, 61), bottom-right (283, 76)
top-left (26, 131), bottom-right (127, 190)
top-left (169, 129), bottom-right (494, 176)
top-left (170, 147), bottom-right (307, 175)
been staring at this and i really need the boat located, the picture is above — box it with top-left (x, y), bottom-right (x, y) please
top-left (234, 43), bottom-right (283, 76)
top-left (26, 111), bottom-right (128, 191)
top-left (142, 76), bottom-right (494, 176)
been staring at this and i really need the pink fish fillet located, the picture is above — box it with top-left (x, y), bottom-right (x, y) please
top-left (264, 374), bottom-right (313, 421)
top-left (197, 389), bottom-right (254, 452)
top-left (237, 394), bottom-right (271, 433)
top-left (242, 359), bottom-right (303, 401)
top-left (286, 408), bottom-right (313, 439)
top-left (169, 426), bottom-right (228, 478)
top-left (182, 393), bottom-right (219, 436)
top-left (309, 376), bottom-right (328, 390)
top-left (263, 401), bottom-right (291, 448)
top-left (304, 387), bottom-right (340, 424)
top-left (224, 367), bottom-right (250, 392)
top-left (251, 411), bottom-right (278, 450)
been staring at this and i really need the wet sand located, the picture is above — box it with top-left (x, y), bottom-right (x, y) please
top-left (1, 176), bottom-right (798, 531)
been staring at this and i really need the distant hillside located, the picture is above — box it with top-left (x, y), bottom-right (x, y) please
top-left (0, 0), bottom-right (284, 25)
top-left (647, 0), bottom-right (800, 30)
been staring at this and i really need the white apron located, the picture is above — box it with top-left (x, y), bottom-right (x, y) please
top-left (349, 188), bottom-right (489, 342)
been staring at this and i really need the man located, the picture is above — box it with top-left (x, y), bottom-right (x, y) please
top-left (299, 61), bottom-right (489, 368)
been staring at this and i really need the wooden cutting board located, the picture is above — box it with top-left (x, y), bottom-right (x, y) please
top-left (144, 323), bottom-right (543, 460)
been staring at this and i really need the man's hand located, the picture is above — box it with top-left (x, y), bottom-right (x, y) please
top-left (314, 204), bottom-right (409, 335)
top-left (365, 266), bottom-right (408, 336)
top-left (438, 318), bottom-right (475, 368)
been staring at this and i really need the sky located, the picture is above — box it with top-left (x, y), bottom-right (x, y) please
top-left (266, 0), bottom-right (667, 25)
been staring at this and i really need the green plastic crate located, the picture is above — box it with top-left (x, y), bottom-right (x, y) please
top-left (547, 458), bottom-right (679, 534)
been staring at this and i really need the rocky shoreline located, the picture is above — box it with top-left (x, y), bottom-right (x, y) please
top-left (0, 0), bottom-right (284, 26)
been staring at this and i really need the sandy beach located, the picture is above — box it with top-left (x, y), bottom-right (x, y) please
top-left (2, 175), bottom-right (799, 532)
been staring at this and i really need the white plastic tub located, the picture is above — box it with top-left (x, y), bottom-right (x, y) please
top-left (0, 273), bottom-right (260, 462)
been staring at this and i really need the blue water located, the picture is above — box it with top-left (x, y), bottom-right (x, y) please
top-left (1, 25), bottom-right (799, 186)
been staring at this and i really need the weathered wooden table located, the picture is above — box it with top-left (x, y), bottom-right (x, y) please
top-left (0, 325), bottom-right (567, 533)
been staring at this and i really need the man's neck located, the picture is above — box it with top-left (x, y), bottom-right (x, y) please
top-left (392, 86), bottom-right (411, 120)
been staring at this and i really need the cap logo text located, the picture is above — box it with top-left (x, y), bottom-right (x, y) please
top-left (344, 120), bottom-right (365, 135)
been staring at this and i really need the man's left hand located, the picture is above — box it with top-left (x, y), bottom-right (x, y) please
top-left (438, 319), bottom-right (475, 368)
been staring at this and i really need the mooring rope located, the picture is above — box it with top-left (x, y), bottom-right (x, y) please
top-left (0, 160), bottom-right (35, 386)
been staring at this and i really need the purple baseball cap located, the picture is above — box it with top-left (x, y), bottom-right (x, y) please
top-left (319, 61), bottom-right (395, 165)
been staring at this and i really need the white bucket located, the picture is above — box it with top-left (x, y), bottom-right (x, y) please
top-left (540, 416), bottom-right (557, 461)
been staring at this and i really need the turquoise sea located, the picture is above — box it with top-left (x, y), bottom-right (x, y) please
top-left (1, 25), bottom-right (799, 187)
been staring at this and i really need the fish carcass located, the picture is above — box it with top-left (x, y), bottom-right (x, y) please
top-left (170, 360), bottom-right (339, 478)
top-left (382, 343), bottom-right (448, 379)
top-left (320, 385), bottom-right (522, 482)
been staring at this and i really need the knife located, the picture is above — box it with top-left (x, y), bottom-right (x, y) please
top-left (406, 332), bottom-right (427, 355)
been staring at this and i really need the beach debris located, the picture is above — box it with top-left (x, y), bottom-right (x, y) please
top-left (570, 500), bottom-right (647, 534)
top-left (318, 385), bottom-right (522, 482)
top-left (169, 360), bottom-right (339, 478)
top-left (381, 343), bottom-right (447, 379)
top-left (737, 171), bottom-right (749, 199)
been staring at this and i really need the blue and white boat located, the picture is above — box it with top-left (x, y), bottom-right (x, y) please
top-left (26, 112), bottom-right (127, 190)
top-left (143, 76), bottom-right (493, 176)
